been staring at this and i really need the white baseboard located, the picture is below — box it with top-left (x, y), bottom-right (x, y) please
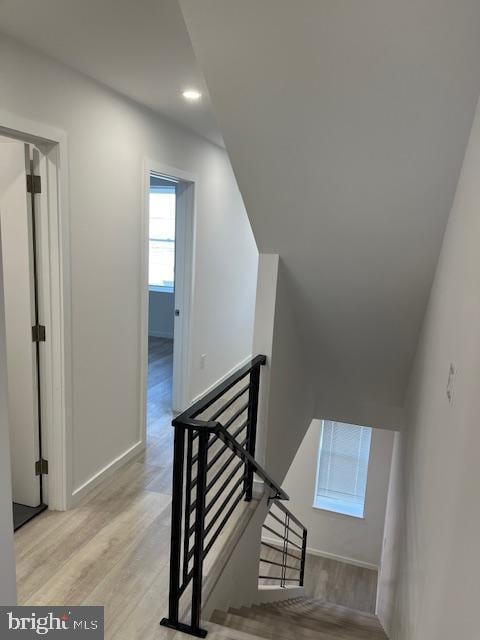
top-left (190, 354), bottom-right (253, 405)
top-left (148, 330), bottom-right (174, 339)
top-left (261, 535), bottom-right (378, 572)
top-left (306, 546), bottom-right (379, 571)
top-left (71, 440), bottom-right (145, 506)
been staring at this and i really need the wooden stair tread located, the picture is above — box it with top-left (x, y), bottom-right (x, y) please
top-left (233, 606), bottom-right (386, 640)
top-left (264, 597), bottom-right (380, 620)
top-left (259, 605), bottom-right (382, 630)
top-left (205, 621), bottom-right (271, 640)
top-left (212, 610), bottom-right (362, 640)
top-left (211, 596), bottom-right (388, 640)
top-left (261, 599), bottom-right (382, 627)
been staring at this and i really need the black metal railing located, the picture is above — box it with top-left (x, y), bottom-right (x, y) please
top-left (160, 354), bottom-right (306, 638)
top-left (259, 499), bottom-right (308, 588)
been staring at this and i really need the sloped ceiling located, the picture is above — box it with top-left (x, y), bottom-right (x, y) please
top-left (0, 0), bottom-right (223, 146)
top-left (180, 0), bottom-right (480, 424)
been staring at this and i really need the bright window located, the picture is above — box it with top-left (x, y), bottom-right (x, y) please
top-left (149, 183), bottom-right (176, 291)
top-left (313, 420), bottom-right (372, 518)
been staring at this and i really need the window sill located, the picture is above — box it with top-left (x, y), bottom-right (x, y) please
top-left (149, 285), bottom-right (174, 294)
top-left (312, 498), bottom-right (365, 520)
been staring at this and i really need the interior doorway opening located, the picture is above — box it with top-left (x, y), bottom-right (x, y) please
top-left (147, 174), bottom-right (177, 439)
top-left (0, 136), bottom-right (48, 530)
top-left (141, 162), bottom-right (195, 447)
top-left (0, 116), bottom-right (69, 532)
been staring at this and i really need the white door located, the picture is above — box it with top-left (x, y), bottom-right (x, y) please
top-left (0, 141), bottom-right (41, 507)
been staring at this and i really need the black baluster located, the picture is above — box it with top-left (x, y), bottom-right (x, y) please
top-left (300, 527), bottom-right (308, 587)
top-left (161, 425), bottom-right (185, 628)
top-left (190, 430), bottom-right (209, 637)
top-left (244, 364), bottom-right (261, 501)
top-left (183, 431), bottom-right (194, 584)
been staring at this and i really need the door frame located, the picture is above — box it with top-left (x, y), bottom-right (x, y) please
top-left (140, 158), bottom-right (196, 442)
top-left (0, 110), bottom-right (72, 511)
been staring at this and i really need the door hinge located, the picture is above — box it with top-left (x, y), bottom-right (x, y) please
top-left (32, 325), bottom-right (46, 342)
top-left (26, 174), bottom-right (41, 194)
top-left (35, 458), bottom-right (48, 476)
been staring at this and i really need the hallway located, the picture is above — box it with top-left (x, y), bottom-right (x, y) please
top-left (14, 338), bottom-right (176, 639)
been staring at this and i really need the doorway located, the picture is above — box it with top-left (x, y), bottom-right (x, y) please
top-left (141, 161), bottom-right (195, 445)
top-left (0, 115), bottom-right (70, 521)
top-left (147, 174), bottom-right (177, 438)
top-left (0, 137), bottom-right (47, 529)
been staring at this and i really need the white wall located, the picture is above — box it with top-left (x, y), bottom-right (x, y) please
top-left (377, 95), bottom-right (480, 640)
top-left (180, 0), bottom-right (480, 432)
top-left (0, 228), bottom-right (18, 604)
top-left (0, 33), bottom-right (258, 497)
top-left (148, 290), bottom-right (174, 339)
top-left (252, 255), bottom-right (315, 484)
top-left (283, 419), bottom-right (394, 569)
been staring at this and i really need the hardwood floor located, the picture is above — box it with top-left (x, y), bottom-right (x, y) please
top-left (303, 555), bottom-right (378, 614)
top-left (259, 545), bottom-right (377, 615)
top-left (147, 336), bottom-right (174, 440)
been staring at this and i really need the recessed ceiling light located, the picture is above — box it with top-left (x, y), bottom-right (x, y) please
top-left (182, 90), bottom-right (202, 102)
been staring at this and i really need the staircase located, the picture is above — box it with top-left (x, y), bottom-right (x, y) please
top-left (160, 355), bottom-right (382, 640)
top-left (209, 597), bottom-right (388, 640)
top-left (161, 355), bottom-right (309, 638)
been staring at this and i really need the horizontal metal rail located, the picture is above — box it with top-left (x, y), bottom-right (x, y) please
top-left (172, 355), bottom-right (267, 425)
top-left (258, 576), bottom-right (301, 582)
top-left (209, 383), bottom-right (250, 420)
top-left (161, 354), bottom-right (307, 639)
top-left (259, 557), bottom-right (301, 572)
top-left (260, 498), bottom-right (308, 590)
top-left (261, 540), bottom-right (302, 561)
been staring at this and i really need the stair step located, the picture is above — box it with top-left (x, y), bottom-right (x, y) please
top-left (212, 610), bottom-right (359, 640)
top-left (235, 605), bottom-right (385, 640)
top-left (205, 620), bottom-right (270, 640)
top-left (211, 596), bottom-right (388, 640)
top-left (261, 598), bottom-right (383, 628)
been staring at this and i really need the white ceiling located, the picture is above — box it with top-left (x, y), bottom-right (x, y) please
top-left (0, 0), bottom-right (223, 146)
top-left (180, 0), bottom-right (480, 419)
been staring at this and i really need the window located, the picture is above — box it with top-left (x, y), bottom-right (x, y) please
top-left (149, 181), bottom-right (176, 291)
top-left (313, 420), bottom-right (372, 518)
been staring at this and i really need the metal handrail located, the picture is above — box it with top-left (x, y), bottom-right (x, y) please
top-left (215, 426), bottom-right (289, 500)
top-left (259, 498), bottom-right (308, 589)
top-left (160, 354), bottom-right (306, 638)
top-left (172, 354), bottom-right (267, 425)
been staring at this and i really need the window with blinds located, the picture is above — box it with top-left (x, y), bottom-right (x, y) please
top-left (313, 420), bottom-right (372, 518)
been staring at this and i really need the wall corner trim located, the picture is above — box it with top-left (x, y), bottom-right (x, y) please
top-left (305, 546), bottom-right (379, 571)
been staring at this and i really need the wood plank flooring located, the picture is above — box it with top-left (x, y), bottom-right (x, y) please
top-left (259, 544), bottom-right (377, 615)
top-left (303, 555), bottom-right (378, 614)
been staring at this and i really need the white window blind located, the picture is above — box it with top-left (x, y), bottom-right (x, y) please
top-left (314, 421), bottom-right (372, 518)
